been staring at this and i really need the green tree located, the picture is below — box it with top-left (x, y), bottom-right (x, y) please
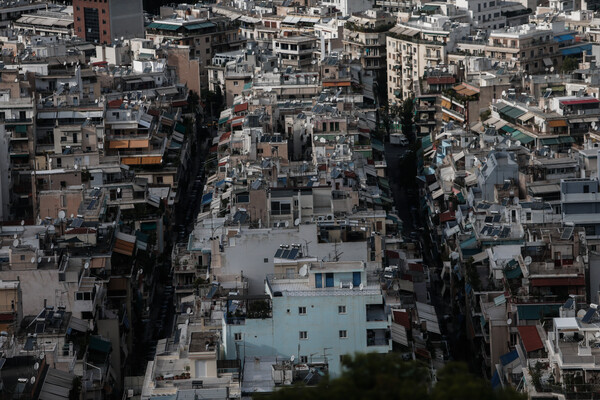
top-left (561, 57), bottom-right (578, 74)
top-left (258, 353), bottom-right (526, 400)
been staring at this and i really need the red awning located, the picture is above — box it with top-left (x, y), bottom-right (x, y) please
top-left (427, 76), bottom-right (456, 85)
top-left (233, 103), bottom-right (248, 113)
top-left (108, 99), bottom-right (124, 109)
top-left (530, 277), bottom-right (585, 286)
top-left (560, 98), bottom-right (600, 106)
top-left (517, 326), bottom-right (544, 352)
top-left (392, 310), bottom-right (410, 329)
top-left (219, 131), bottom-right (231, 143)
top-left (440, 210), bottom-right (455, 223)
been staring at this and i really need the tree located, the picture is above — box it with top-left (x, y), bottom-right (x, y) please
top-left (561, 57), bottom-right (578, 74)
top-left (400, 98), bottom-right (415, 142)
top-left (258, 353), bottom-right (526, 400)
top-left (186, 90), bottom-right (199, 114)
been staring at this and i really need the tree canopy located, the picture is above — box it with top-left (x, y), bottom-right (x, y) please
top-left (257, 353), bottom-right (526, 400)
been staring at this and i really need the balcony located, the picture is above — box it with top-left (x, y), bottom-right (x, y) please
top-left (367, 328), bottom-right (390, 348)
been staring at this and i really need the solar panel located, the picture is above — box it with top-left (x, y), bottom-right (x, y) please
top-left (561, 226), bottom-right (574, 240)
top-left (35, 322), bottom-right (45, 334)
top-left (493, 215), bottom-right (501, 223)
top-left (288, 248), bottom-right (299, 259)
top-left (491, 228), bottom-right (501, 237)
top-left (87, 199), bottom-right (97, 210)
top-left (281, 250), bottom-right (290, 259)
top-left (500, 227), bottom-right (511, 238)
top-left (274, 249), bottom-right (283, 258)
top-left (582, 308), bottom-right (596, 323)
top-left (71, 218), bottom-right (83, 228)
top-left (484, 216), bottom-right (493, 223)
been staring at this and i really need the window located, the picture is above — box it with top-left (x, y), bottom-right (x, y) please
top-left (206, 37), bottom-right (210, 43)
top-left (338, 305), bottom-right (346, 314)
top-left (298, 306), bottom-right (306, 315)
top-left (234, 333), bottom-right (242, 341)
top-left (20, 255), bottom-right (25, 261)
top-left (584, 185), bottom-right (590, 193)
top-left (300, 356), bottom-right (308, 363)
top-left (206, 48), bottom-right (210, 54)
top-left (234, 81), bottom-right (239, 86)
top-left (526, 212), bottom-right (531, 221)
top-left (339, 330), bottom-right (347, 338)
top-left (299, 331), bottom-right (308, 340)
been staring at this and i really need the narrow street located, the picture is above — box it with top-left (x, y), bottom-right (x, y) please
top-left (384, 140), bottom-right (468, 364)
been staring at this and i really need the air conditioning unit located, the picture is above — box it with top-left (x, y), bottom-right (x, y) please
top-left (326, 214), bottom-right (334, 221)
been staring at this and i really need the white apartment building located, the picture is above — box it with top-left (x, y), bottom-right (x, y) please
top-left (455, 0), bottom-right (507, 31)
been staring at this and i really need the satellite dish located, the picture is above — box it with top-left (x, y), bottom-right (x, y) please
top-left (595, 332), bottom-right (600, 338)
top-left (550, 66), bottom-right (555, 72)
top-left (30, 377), bottom-right (35, 385)
top-left (12, 239), bottom-right (18, 247)
top-left (349, 283), bottom-right (353, 289)
top-left (294, 218), bottom-right (300, 226)
top-left (299, 264), bottom-right (308, 277)
top-left (393, 283), bottom-right (399, 291)
top-left (47, 258), bottom-right (51, 262)
top-left (20, 220), bottom-right (24, 226)
top-left (290, 355), bottom-right (295, 362)
top-left (58, 210), bottom-right (66, 220)
top-left (507, 318), bottom-right (512, 325)
top-left (84, 262), bottom-right (90, 270)
top-left (186, 307), bottom-right (192, 314)
top-left (577, 255), bottom-right (582, 263)
top-left (274, 67), bottom-right (279, 73)
top-left (37, 257), bottom-right (41, 263)
top-left (284, 221), bottom-right (289, 228)
top-left (320, 137), bottom-right (326, 143)
top-left (33, 363), bottom-right (39, 371)
top-left (70, 214), bottom-right (74, 219)
top-left (339, 281), bottom-right (343, 288)
top-left (359, 283), bottom-right (364, 291)
top-left (578, 309), bottom-right (587, 319)
top-left (524, 256), bottom-right (532, 266)
top-left (13, 234), bottom-right (17, 239)
top-left (30, 257), bottom-right (36, 264)
top-left (74, 165), bottom-right (78, 170)
top-left (50, 244), bottom-right (54, 249)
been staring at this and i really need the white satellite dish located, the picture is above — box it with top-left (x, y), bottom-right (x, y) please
top-left (595, 332), bottom-right (600, 338)
top-left (578, 309), bottom-right (587, 319)
top-left (84, 262), bottom-right (90, 270)
top-left (393, 283), bottom-right (399, 291)
top-left (284, 221), bottom-right (289, 227)
top-left (12, 239), bottom-right (18, 247)
top-left (20, 220), bottom-right (24, 226)
top-left (290, 355), bottom-right (295, 362)
top-left (274, 67), bottom-right (279, 73)
top-left (30, 377), bottom-right (35, 385)
top-left (50, 244), bottom-right (54, 249)
top-left (186, 307), bottom-right (192, 315)
top-left (13, 234), bottom-right (17, 239)
top-left (577, 255), bottom-right (582, 263)
top-left (507, 318), bottom-right (512, 325)
top-left (47, 258), bottom-right (51, 262)
top-left (37, 257), bottom-right (41, 263)
top-left (524, 256), bottom-right (532, 266)
top-left (30, 257), bottom-right (35, 264)
top-left (33, 362), bottom-right (39, 371)
top-left (294, 218), bottom-right (300, 226)
top-left (58, 210), bottom-right (66, 220)
top-left (299, 264), bottom-right (308, 277)
top-left (319, 137), bottom-right (326, 143)
top-left (359, 283), bottom-right (364, 291)
top-left (349, 283), bottom-right (353, 289)
top-left (70, 214), bottom-right (74, 219)
top-left (339, 281), bottom-right (343, 288)
top-left (74, 164), bottom-right (78, 170)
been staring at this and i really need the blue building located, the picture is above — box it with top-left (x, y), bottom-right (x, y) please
top-left (222, 260), bottom-right (391, 377)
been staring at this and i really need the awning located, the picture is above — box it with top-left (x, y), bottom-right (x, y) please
top-left (500, 125), bottom-right (516, 133)
top-left (109, 140), bottom-right (129, 149)
top-left (511, 130), bottom-right (534, 145)
top-left (518, 112), bottom-right (535, 123)
top-left (517, 326), bottom-right (544, 353)
top-left (184, 22), bottom-right (216, 30)
top-left (517, 304), bottom-right (561, 320)
top-left (560, 98), bottom-right (599, 106)
top-left (201, 192), bottom-right (213, 205)
top-left (323, 81), bottom-right (351, 87)
top-left (560, 43), bottom-right (592, 56)
top-left (471, 251), bottom-right (489, 263)
top-left (530, 277), bottom-right (585, 286)
top-left (129, 139), bottom-right (149, 148)
top-left (500, 106), bottom-right (526, 120)
top-left (543, 58), bottom-right (553, 67)
top-left (555, 34), bottom-right (574, 42)
top-left (15, 125), bottom-right (27, 133)
top-left (68, 316), bottom-right (89, 333)
top-left (114, 232), bottom-right (136, 256)
top-left (548, 119), bottom-right (567, 127)
top-left (89, 336), bottom-right (112, 353)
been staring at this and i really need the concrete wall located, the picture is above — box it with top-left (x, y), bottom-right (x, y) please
top-left (223, 289), bottom-right (388, 376)
top-left (167, 47), bottom-right (201, 96)
top-left (109, 0), bottom-right (144, 42)
top-left (0, 126), bottom-right (9, 221)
